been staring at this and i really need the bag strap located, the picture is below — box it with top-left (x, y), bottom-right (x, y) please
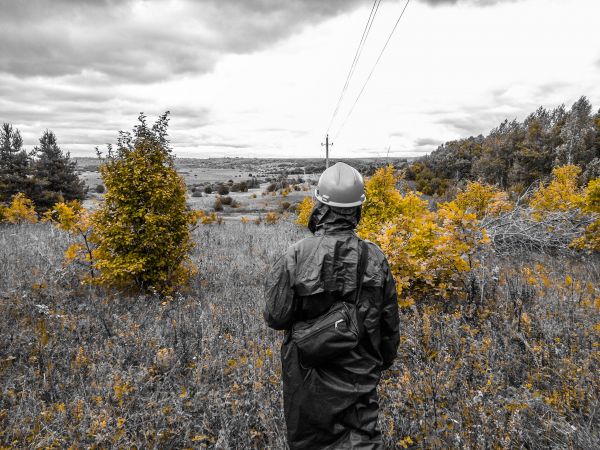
top-left (354, 240), bottom-right (368, 304)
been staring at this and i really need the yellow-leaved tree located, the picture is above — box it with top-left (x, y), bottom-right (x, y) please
top-left (92, 113), bottom-right (198, 295)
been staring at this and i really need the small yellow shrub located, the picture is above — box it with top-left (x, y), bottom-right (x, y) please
top-left (3, 193), bottom-right (38, 224)
top-left (530, 165), bottom-right (584, 215)
top-left (453, 181), bottom-right (512, 219)
top-left (265, 212), bottom-right (279, 224)
top-left (45, 200), bottom-right (96, 277)
top-left (295, 196), bottom-right (315, 227)
top-left (572, 177), bottom-right (600, 251)
top-left (195, 210), bottom-right (222, 225)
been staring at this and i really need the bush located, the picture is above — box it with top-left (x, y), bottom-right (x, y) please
top-left (2, 192), bottom-right (38, 224)
top-left (221, 196), bottom-right (233, 206)
top-left (266, 183), bottom-right (276, 192)
top-left (92, 113), bottom-right (198, 295)
top-left (196, 210), bottom-right (223, 225)
top-left (265, 212), bottom-right (279, 224)
top-left (279, 201), bottom-right (290, 211)
top-left (357, 166), bottom-right (488, 305)
top-left (95, 184), bottom-right (105, 194)
top-left (204, 185), bottom-right (213, 194)
top-left (531, 165), bottom-right (584, 214)
top-left (230, 182), bottom-right (248, 193)
top-left (214, 197), bottom-right (223, 211)
top-left (296, 196), bottom-right (315, 227)
top-left (453, 181), bottom-right (512, 219)
top-left (218, 184), bottom-right (230, 195)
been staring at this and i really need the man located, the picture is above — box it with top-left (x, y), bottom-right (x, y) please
top-left (264, 162), bottom-right (400, 449)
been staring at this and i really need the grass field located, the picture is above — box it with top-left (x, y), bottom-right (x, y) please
top-left (1, 218), bottom-right (599, 448)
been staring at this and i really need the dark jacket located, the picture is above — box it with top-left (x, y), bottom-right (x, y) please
top-left (264, 202), bottom-right (400, 449)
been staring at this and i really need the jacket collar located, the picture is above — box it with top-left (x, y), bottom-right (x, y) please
top-left (308, 201), bottom-right (361, 235)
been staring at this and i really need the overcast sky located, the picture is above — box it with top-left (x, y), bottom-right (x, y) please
top-left (1, 0), bottom-right (599, 158)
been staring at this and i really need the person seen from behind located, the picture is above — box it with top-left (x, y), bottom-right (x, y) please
top-left (264, 162), bottom-right (400, 449)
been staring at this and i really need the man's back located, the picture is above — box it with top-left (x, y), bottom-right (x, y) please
top-left (264, 200), bottom-right (399, 450)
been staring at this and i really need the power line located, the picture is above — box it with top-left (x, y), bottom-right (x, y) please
top-left (334, 0), bottom-right (411, 140)
top-left (326, 0), bottom-right (382, 135)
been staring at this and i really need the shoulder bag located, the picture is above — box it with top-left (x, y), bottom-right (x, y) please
top-left (291, 239), bottom-right (368, 367)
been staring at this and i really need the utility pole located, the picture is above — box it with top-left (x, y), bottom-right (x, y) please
top-left (321, 134), bottom-right (333, 168)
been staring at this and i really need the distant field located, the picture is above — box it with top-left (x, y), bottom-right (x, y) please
top-left (74, 156), bottom-right (407, 218)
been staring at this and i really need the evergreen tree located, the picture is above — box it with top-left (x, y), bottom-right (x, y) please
top-left (32, 130), bottom-right (86, 211)
top-left (92, 112), bottom-right (198, 294)
top-left (0, 123), bottom-right (31, 202)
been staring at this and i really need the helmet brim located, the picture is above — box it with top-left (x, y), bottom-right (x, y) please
top-left (315, 189), bottom-right (365, 207)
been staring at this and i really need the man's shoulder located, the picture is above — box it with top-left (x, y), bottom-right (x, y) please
top-left (287, 235), bottom-right (321, 255)
top-left (362, 239), bottom-right (388, 264)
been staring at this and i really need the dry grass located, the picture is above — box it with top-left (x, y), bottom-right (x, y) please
top-left (1, 221), bottom-right (599, 448)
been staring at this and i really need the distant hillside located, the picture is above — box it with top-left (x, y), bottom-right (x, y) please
top-left (406, 96), bottom-right (600, 197)
top-left (74, 156), bottom-right (413, 177)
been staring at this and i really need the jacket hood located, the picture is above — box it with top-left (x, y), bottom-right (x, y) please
top-left (307, 200), bottom-right (362, 234)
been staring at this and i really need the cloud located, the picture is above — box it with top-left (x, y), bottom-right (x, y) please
top-left (420, 0), bottom-right (520, 6)
top-left (0, 0), bottom-right (367, 82)
top-left (434, 107), bottom-right (520, 136)
top-left (414, 137), bottom-right (442, 147)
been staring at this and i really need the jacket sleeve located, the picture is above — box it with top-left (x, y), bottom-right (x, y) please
top-left (263, 247), bottom-right (297, 330)
top-left (380, 261), bottom-right (400, 369)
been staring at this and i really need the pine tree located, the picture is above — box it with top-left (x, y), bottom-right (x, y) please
top-left (32, 130), bottom-right (86, 211)
top-left (0, 123), bottom-right (31, 203)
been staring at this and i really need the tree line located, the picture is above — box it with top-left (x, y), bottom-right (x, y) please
top-left (0, 124), bottom-right (86, 211)
top-left (406, 96), bottom-right (600, 196)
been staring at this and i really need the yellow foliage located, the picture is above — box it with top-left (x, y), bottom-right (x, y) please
top-left (195, 210), bottom-right (222, 225)
top-left (113, 376), bottom-right (133, 406)
top-left (357, 165), bottom-right (411, 239)
top-left (265, 212), bottom-right (279, 224)
top-left (453, 181), bottom-right (512, 219)
top-left (45, 201), bottom-right (96, 276)
top-left (3, 193), bottom-right (38, 224)
top-left (582, 178), bottom-right (600, 214)
top-left (295, 195), bottom-right (315, 227)
top-left (571, 178), bottom-right (600, 251)
top-left (398, 436), bottom-right (414, 448)
top-left (530, 165), bottom-right (584, 215)
top-left (92, 139), bottom-right (198, 295)
top-left (358, 166), bottom-right (488, 304)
